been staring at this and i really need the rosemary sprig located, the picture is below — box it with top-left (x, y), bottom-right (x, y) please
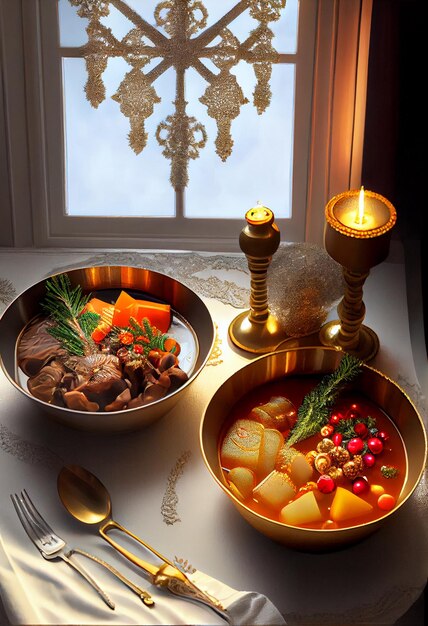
top-left (334, 415), bottom-right (377, 441)
top-left (41, 274), bottom-right (99, 356)
top-left (109, 317), bottom-right (170, 357)
top-left (286, 352), bottom-right (363, 446)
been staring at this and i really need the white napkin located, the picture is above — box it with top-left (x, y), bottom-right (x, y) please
top-left (1, 528), bottom-right (285, 626)
top-left (189, 570), bottom-right (287, 625)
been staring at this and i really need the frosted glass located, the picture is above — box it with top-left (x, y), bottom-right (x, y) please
top-left (63, 57), bottom-right (174, 217)
top-left (60, 1), bottom-right (297, 218)
top-left (185, 62), bottom-right (294, 219)
top-left (59, 0), bottom-right (87, 47)
top-left (60, 0), bottom-right (298, 53)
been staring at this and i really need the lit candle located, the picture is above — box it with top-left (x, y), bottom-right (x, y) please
top-left (331, 187), bottom-right (393, 234)
top-left (355, 186), bottom-right (365, 225)
top-left (229, 204), bottom-right (286, 353)
top-left (321, 187), bottom-right (397, 360)
top-left (245, 204), bottom-right (274, 226)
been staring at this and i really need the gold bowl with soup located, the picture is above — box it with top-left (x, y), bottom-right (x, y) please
top-left (200, 347), bottom-right (427, 551)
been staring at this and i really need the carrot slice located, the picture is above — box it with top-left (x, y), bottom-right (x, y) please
top-left (130, 300), bottom-right (171, 333)
top-left (112, 290), bottom-right (171, 332)
top-left (83, 298), bottom-right (114, 325)
top-left (112, 291), bottom-right (136, 327)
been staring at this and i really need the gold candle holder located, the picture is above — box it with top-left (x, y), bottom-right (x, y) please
top-left (229, 205), bottom-right (287, 353)
top-left (319, 188), bottom-right (397, 361)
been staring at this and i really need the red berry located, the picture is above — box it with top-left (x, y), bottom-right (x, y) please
top-left (354, 422), bottom-right (368, 438)
top-left (352, 477), bottom-right (369, 495)
top-left (329, 413), bottom-right (342, 425)
top-left (332, 432), bottom-right (343, 446)
top-left (317, 475), bottom-right (336, 494)
top-left (346, 408), bottom-right (361, 420)
top-left (377, 430), bottom-right (390, 442)
top-left (367, 437), bottom-right (384, 455)
top-left (347, 437), bottom-right (364, 455)
top-left (363, 453), bottom-right (376, 467)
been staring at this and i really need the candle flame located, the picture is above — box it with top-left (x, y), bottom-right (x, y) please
top-left (246, 204), bottom-right (273, 225)
top-left (355, 186), bottom-right (365, 224)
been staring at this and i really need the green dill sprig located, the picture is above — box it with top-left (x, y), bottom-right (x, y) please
top-left (381, 465), bottom-right (399, 479)
top-left (41, 274), bottom-right (99, 356)
top-left (286, 353), bottom-right (363, 447)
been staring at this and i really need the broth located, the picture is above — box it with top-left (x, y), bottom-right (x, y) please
top-left (219, 375), bottom-right (407, 530)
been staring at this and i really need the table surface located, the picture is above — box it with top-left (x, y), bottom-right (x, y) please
top-left (0, 246), bottom-right (427, 625)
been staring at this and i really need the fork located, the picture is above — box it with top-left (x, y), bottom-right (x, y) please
top-left (11, 490), bottom-right (155, 607)
top-left (11, 490), bottom-right (116, 609)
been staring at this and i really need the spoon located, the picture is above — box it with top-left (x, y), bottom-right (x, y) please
top-left (57, 465), bottom-right (227, 619)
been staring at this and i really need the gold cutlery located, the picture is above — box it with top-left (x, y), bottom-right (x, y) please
top-left (11, 490), bottom-right (115, 610)
top-left (57, 464), bottom-right (228, 620)
top-left (11, 489), bottom-right (154, 608)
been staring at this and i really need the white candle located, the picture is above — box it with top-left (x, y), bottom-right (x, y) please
top-left (334, 188), bottom-right (391, 233)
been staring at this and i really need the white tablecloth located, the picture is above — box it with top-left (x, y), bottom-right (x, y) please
top-left (0, 247), bottom-right (427, 625)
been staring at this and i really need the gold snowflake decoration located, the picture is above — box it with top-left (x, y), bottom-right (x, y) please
top-left (70, 0), bottom-right (286, 190)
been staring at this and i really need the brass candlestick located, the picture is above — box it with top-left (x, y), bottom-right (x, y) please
top-left (229, 205), bottom-right (287, 353)
top-left (319, 188), bottom-right (397, 361)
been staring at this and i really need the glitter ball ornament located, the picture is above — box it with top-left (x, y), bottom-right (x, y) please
top-left (267, 243), bottom-right (344, 337)
top-left (342, 460), bottom-right (359, 480)
top-left (317, 438), bottom-right (335, 453)
top-left (331, 446), bottom-right (350, 466)
top-left (353, 455), bottom-right (364, 473)
top-left (314, 453), bottom-right (332, 474)
top-left (320, 424), bottom-right (334, 437)
top-left (327, 466), bottom-right (343, 482)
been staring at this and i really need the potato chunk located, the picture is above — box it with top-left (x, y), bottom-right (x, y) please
top-left (330, 487), bottom-right (373, 522)
top-left (279, 491), bottom-right (322, 526)
top-left (253, 470), bottom-right (296, 510)
top-left (221, 419), bottom-right (264, 471)
top-left (249, 396), bottom-right (296, 431)
top-left (227, 467), bottom-right (256, 501)
top-left (257, 428), bottom-right (284, 478)
top-left (275, 445), bottom-right (313, 487)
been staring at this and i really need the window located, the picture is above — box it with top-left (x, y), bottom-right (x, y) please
top-left (59, 0), bottom-right (299, 222)
top-left (0, 0), bottom-right (373, 250)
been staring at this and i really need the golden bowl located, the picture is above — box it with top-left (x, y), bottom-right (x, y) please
top-left (200, 346), bottom-right (427, 551)
top-left (0, 266), bottom-right (215, 433)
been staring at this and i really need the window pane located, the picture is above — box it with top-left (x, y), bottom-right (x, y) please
top-left (60, 1), bottom-right (296, 219)
top-left (59, 0), bottom-right (87, 47)
top-left (272, 0), bottom-right (299, 53)
top-left (63, 57), bottom-right (174, 217)
top-left (185, 62), bottom-right (294, 219)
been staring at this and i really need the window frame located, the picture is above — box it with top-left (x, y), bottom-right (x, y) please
top-left (0, 0), bottom-right (373, 251)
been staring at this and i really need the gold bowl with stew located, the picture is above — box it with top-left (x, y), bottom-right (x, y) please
top-left (0, 266), bottom-right (215, 433)
top-left (200, 346), bottom-right (427, 551)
